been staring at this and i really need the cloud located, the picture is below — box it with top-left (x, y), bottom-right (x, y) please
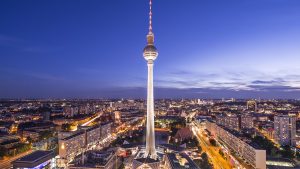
top-left (252, 80), bottom-right (278, 84)
top-left (247, 85), bottom-right (300, 92)
top-left (153, 69), bottom-right (300, 94)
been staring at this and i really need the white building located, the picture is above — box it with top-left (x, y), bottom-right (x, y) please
top-left (58, 123), bottom-right (112, 165)
top-left (206, 121), bottom-right (266, 169)
top-left (216, 114), bottom-right (240, 131)
top-left (63, 106), bottom-right (79, 117)
top-left (274, 115), bottom-right (296, 146)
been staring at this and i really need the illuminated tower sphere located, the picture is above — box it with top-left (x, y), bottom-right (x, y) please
top-left (143, 0), bottom-right (158, 160)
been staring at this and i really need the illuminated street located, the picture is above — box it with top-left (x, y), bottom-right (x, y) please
top-left (81, 112), bottom-right (103, 127)
top-left (191, 122), bottom-right (233, 169)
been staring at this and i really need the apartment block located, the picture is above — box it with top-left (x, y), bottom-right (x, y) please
top-left (206, 121), bottom-right (266, 169)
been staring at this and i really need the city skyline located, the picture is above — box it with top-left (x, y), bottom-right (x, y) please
top-left (1, 0), bottom-right (300, 99)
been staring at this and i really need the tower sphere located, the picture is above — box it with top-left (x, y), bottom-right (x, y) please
top-left (143, 44), bottom-right (158, 61)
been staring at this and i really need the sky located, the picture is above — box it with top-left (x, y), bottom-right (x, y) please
top-left (0, 0), bottom-right (300, 99)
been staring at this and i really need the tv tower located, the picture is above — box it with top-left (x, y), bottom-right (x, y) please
top-left (143, 0), bottom-right (158, 159)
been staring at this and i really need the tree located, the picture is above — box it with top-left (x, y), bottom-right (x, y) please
top-left (39, 130), bottom-right (53, 140)
top-left (296, 151), bottom-right (300, 159)
top-left (252, 136), bottom-right (277, 155)
top-left (209, 139), bottom-right (217, 146)
top-left (0, 146), bottom-right (7, 158)
top-left (182, 138), bottom-right (199, 148)
top-left (26, 136), bottom-right (33, 143)
top-left (170, 127), bottom-right (178, 137)
top-left (14, 143), bottom-right (31, 155)
top-left (61, 123), bottom-right (72, 131)
top-left (197, 146), bottom-right (202, 153)
top-left (194, 153), bottom-right (213, 169)
top-left (271, 148), bottom-right (278, 157)
top-left (219, 149), bottom-right (224, 157)
top-left (280, 146), bottom-right (294, 158)
top-left (200, 153), bottom-right (213, 169)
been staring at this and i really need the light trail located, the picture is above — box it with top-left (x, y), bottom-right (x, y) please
top-left (81, 112), bottom-right (103, 126)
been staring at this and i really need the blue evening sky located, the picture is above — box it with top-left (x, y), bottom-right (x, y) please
top-left (0, 0), bottom-right (300, 99)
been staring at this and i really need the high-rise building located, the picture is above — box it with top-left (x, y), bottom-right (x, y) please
top-left (63, 106), bottom-right (79, 117)
top-left (216, 115), bottom-right (226, 126)
top-left (227, 115), bottom-right (240, 131)
top-left (241, 115), bottom-right (253, 129)
top-left (43, 111), bottom-right (50, 121)
top-left (143, 0), bottom-right (158, 160)
top-left (274, 115), bottom-right (296, 146)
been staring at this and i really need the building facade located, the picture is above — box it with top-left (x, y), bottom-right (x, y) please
top-left (216, 115), bottom-right (240, 131)
top-left (206, 121), bottom-right (266, 169)
top-left (241, 115), bottom-right (254, 129)
top-left (58, 123), bottom-right (112, 165)
top-left (274, 115), bottom-right (296, 146)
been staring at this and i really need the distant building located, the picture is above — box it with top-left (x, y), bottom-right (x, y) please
top-left (216, 114), bottom-right (240, 131)
top-left (63, 106), bottom-right (78, 117)
top-left (43, 112), bottom-right (50, 121)
top-left (274, 115), bottom-right (296, 146)
top-left (113, 111), bottom-right (121, 124)
top-left (79, 106), bottom-right (89, 114)
top-left (227, 115), bottom-right (240, 131)
top-left (247, 100), bottom-right (257, 112)
top-left (216, 115), bottom-right (226, 127)
top-left (241, 115), bottom-right (254, 129)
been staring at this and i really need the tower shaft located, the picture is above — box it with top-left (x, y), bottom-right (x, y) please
top-left (145, 60), bottom-right (157, 159)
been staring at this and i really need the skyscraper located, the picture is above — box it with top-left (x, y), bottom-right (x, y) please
top-left (143, 0), bottom-right (158, 159)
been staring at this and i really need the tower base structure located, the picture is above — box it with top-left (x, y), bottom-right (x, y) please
top-left (132, 158), bottom-right (161, 169)
top-left (131, 147), bottom-right (164, 169)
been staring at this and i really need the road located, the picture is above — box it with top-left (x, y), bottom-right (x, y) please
top-left (0, 150), bottom-right (33, 169)
top-left (81, 112), bottom-right (103, 126)
top-left (191, 123), bottom-right (232, 169)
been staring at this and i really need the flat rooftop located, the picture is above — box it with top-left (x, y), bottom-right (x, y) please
top-left (70, 150), bottom-right (116, 167)
top-left (15, 150), bottom-right (54, 163)
top-left (12, 150), bottom-right (55, 169)
top-left (166, 153), bottom-right (199, 169)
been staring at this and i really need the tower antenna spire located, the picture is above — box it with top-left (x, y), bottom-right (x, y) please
top-left (147, 0), bottom-right (155, 44)
top-left (149, 0), bottom-right (153, 33)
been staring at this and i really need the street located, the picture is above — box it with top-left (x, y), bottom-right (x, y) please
top-left (191, 122), bottom-right (233, 169)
